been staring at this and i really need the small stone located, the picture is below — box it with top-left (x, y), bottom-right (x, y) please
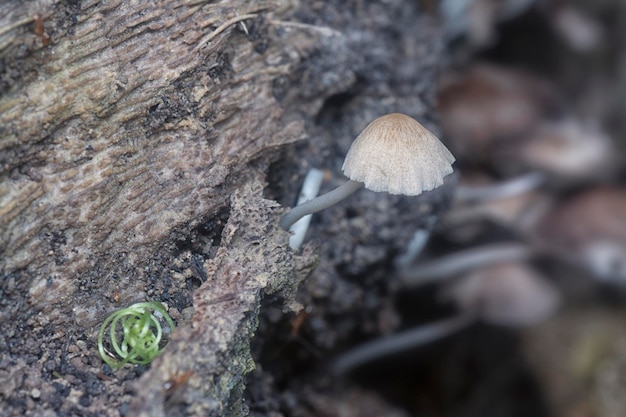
top-left (31, 388), bottom-right (41, 399)
top-left (79, 394), bottom-right (91, 407)
top-left (76, 340), bottom-right (87, 352)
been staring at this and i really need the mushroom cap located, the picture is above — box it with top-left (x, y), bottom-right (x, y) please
top-left (342, 113), bottom-right (455, 195)
top-left (443, 262), bottom-right (561, 327)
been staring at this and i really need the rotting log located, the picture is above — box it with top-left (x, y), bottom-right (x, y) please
top-left (0, 0), bottom-right (446, 416)
top-left (0, 1), bottom-right (320, 416)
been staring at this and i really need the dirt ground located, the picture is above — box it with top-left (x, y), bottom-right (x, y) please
top-left (2, 0), bottom-right (626, 416)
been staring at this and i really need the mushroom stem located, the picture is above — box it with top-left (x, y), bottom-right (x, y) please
top-left (288, 168), bottom-right (325, 250)
top-left (455, 172), bottom-right (546, 203)
top-left (399, 242), bottom-right (533, 287)
top-left (279, 180), bottom-right (363, 230)
top-left (332, 314), bottom-right (474, 374)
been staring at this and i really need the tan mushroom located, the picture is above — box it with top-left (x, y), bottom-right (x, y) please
top-left (342, 113), bottom-right (455, 195)
top-left (280, 113), bottom-right (455, 230)
top-left (441, 261), bottom-right (561, 327)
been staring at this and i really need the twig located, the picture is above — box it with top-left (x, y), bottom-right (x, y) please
top-left (194, 13), bottom-right (257, 51)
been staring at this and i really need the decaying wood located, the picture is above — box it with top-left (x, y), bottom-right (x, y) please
top-left (0, 1), bottom-right (320, 416)
top-left (0, 0), bottom-right (447, 415)
top-left (0, 0), bottom-right (303, 281)
top-left (131, 173), bottom-right (316, 417)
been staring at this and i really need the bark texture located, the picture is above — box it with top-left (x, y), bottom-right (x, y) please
top-left (1, 0), bottom-right (303, 287)
top-left (0, 1), bottom-right (443, 416)
top-left (1, 1), bottom-right (317, 416)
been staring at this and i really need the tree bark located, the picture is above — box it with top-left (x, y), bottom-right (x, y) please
top-left (1, 1), bottom-right (316, 416)
top-left (0, 1), bottom-right (445, 416)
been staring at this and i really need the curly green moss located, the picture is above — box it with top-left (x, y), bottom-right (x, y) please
top-left (97, 302), bottom-right (175, 369)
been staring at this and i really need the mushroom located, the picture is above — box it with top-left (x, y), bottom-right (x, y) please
top-left (437, 64), bottom-right (560, 162)
top-left (531, 187), bottom-right (626, 284)
top-left (441, 261), bottom-right (561, 327)
top-left (332, 314), bottom-right (473, 374)
top-left (398, 242), bottom-right (533, 287)
top-left (280, 113), bottom-right (456, 230)
top-left (496, 119), bottom-right (614, 182)
top-left (440, 172), bottom-right (551, 243)
top-left (332, 260), bottom-right (560, 374)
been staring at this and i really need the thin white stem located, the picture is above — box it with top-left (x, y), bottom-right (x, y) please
top-left (280, 180), bottom-right (363, 230)
top-left (288, 168), bottom-right (325, 250)
top-left (332, 315), bottom-right (474, 374)
top-left (399, 243), bottom-right (533, 287)
top-left (455, 172), bottom-right (546, 203)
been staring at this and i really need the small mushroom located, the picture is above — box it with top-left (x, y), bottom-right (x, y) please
top-left (437, 64), bottom-right (560, 161)
top-left (441, 261), bottom-right (561, 327)
top-left (332, 260), bottom-right (560, 374)
top-left (442, 172), bottom-right (551, 242)
top-left (531, 187), bottom-right (626, 283)
top-left (497, 119), bottom-right (614, 182)
top-left (455, 171), bottom-right (546, 203)
top-left (280, 113), bottom-right (455, 230)
top-left (399, 242), bottom-right (533, 287)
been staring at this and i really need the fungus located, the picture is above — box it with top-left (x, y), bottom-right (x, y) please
top-left (440, 172), bottom-right (550, 243)
top-left (333, 260), bottom-right (560, 374)
top-left (287, 168), bottom-right (324, 250)
top-left (437, 64), bottom-right (560, 160)
top-left (446, 173), bottom-right (548, 229)
top-left (399, 242), bottom-right (533, 287)
top-left (441, 261), bottom-right (561, 326)
top-left (332, 314), bottom-right (473, 374)
top-left (492, 119), bottom-right (615, 182)
top-left (532, 187), bottom-right (626, 283)
top-left (280, 113), bottom-right (455, 230)
top-left (394, 172), bottom-right (545, 265)
top-left (455, 171), bottom-right (546, 202)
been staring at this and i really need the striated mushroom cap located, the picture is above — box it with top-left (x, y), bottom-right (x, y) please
top-left (342, 113), bottom-right (455, 195)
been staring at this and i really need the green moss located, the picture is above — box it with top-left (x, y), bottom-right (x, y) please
top-left (97, 302), bottom-right (175, 369)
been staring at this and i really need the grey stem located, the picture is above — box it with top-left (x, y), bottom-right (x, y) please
top-left (280, 180), bottom-right (363, 230)
top-left (332, 314), bottom-right (474, 374)
top-left (288, 168), bottom-right (325, 250)
top-left (399, 243), bottom-right (533, 287)
top-left (455, 172), bottom-right (546, 203)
